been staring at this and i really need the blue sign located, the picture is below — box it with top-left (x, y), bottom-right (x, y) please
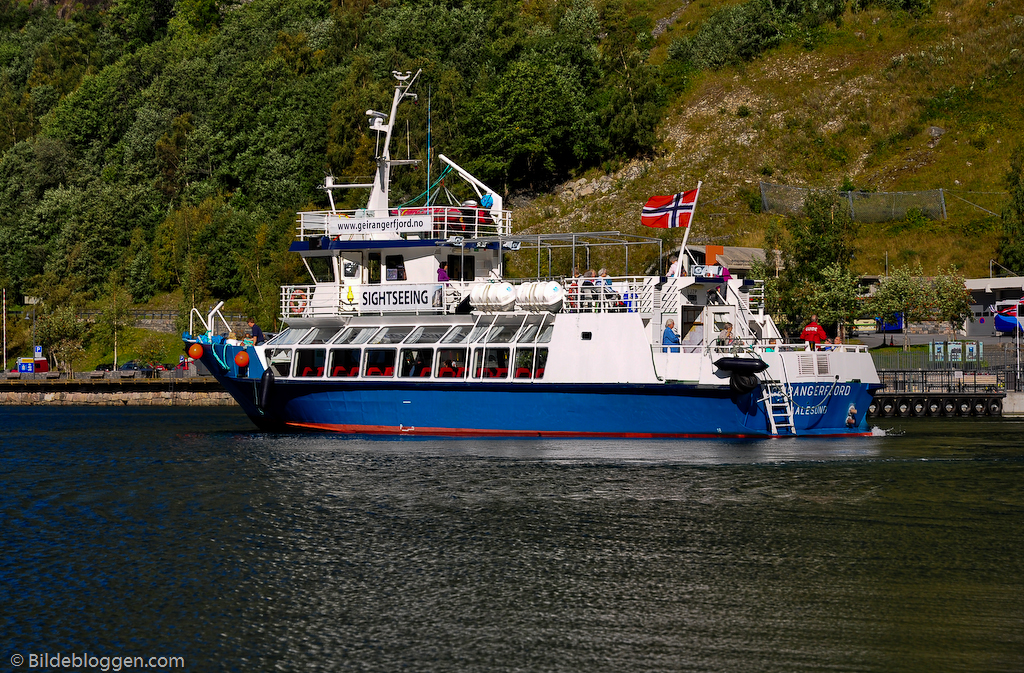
top-left (18, 360), bottom-right (34, 373)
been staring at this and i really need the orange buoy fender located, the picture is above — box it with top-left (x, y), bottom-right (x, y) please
top-left (188, 343), bottom-right (204, 359)
top-left (235, 350), bottom-right (250, 367)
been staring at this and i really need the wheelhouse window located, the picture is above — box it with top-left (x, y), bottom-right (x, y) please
top-left (399, 348), bottom-right (434, 377)
top-left (296, 349), bottom-right (326, 377)
top-left (328, 349), bottom-right (361, 377)
top-left (385, 255), bottom-right (407, 281)
top-left (368, 253), bottom-right (381, 284)
top-left (435, 348), bottom-right (467, 378)
top-left (447, 254), bottom-right (475, 281)
top-left (267, 348), bottom-right (293, 377)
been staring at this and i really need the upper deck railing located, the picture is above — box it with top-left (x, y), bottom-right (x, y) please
top-left (296, 206), bottom-right (512, 242)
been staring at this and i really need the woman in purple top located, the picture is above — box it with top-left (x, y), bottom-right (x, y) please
top-left (437, 261), bottom-right (450, 283)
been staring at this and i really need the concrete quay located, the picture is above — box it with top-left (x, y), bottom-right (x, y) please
top-left (0, 376), bottom-right (237, 406)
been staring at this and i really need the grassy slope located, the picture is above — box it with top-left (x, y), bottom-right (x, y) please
top-left (511, 0), bottom-right (1024, 279)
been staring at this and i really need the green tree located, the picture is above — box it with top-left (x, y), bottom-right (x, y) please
top-left (933, 265), bottom-right (973, 337)
top-left (135, 333), bottom-right (167, 368)
top-left (35, 304), bottom-right (87, 374)
top-left (869, 264), bottom-right (935, 350)
top-left (997, 143), bottom-right (1024, 275)
top-left (806, 263), bottom-right (860, 337)
top-left (93, 272), bottom-right (136, 369)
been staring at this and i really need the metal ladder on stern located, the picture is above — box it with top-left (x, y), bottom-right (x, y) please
top-left (758, 379), bottom-right (796, 436)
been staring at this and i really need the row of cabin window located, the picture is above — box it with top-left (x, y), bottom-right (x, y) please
top-left (268, 346), bottom-right (548, 380)
top-left (271, 320), bottom-right (554, 348)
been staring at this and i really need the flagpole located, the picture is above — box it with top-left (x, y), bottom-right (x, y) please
top-left (677, 181), bottom-right (701, 275)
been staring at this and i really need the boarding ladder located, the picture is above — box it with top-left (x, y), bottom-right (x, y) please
top-left (758, 379), bottom-right (796, 436)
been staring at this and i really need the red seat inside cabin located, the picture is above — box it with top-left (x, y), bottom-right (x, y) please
top-left (332, 365), bottom-right (347, 377)
top-left (419, 368), bottom-right (431, 377)
top-left (535, 368), bottom-right (545, 378)
top-left (438, 367), bottom-right (455, 378)
top-left (456, 367), bottom-right (466, 377)
top-left (515, 367), bottom-right (532, 379)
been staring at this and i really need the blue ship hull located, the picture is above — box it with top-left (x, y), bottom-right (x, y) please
top-left (194, 343), bottom-right (876, 438)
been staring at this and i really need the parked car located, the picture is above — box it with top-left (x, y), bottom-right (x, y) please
top-left (119, 361), bottom-right (156, 376)
top-left (95, 363), bottom-right (114, 371)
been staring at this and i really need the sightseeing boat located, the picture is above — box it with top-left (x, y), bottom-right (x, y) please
top-left (182, 70), bottom-right (881, 437)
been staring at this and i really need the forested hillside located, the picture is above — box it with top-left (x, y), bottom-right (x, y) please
top-left (1, 0), bottom-right (1022, 365)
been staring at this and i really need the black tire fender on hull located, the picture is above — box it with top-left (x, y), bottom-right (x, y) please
top-left (714, 357), bottom-right (769, 397)
top-left (259, 368), bottom-right (275, 410)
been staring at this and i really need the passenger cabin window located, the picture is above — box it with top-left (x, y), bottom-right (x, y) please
top-left (536, 325), bottom-right (554, 343)
top-left (472, 347), bottom-right (509, 379)
top-left (335, 326), bottom-right (379, 344)
top-left (301, 327), bottom-right (341, 344)
top-left (440, 321), bottom-right (491, 344)
top-left (328, 348), bottom-right (361, 377)
top-left (267, 348), bottom-right (293, 377)
top-left (385, 255), bottom-right (407, 281)
top-left (371, 326), bottom-right (414, 344)
top-left (296, 349), bottom-right (326, 377)
top-left (368, 253), bottom-right (381, 284)
top-left (436, 348), bottom-right (467, 378)
top-left (405, 326), bottom-right (450, 344)
top-left (485, 323), bottom-right (521, 343)
top-left (513, 347), bottom-right (548, 379)
top-left (364, 349), bottom-right (396, 376)
top-left (267, 328), bottom-right (306, 345)
top-left (400, 348), bottom-right (434, 377)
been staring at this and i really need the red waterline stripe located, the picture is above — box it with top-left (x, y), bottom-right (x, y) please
top-left (286, 421), bottom-right (872, 439)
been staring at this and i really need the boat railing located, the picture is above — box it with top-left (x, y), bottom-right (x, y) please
top-left (296, 206), bottom-right (512, 241)
top-left (562, 276), bottom-right (656, 314)
top-left (652, 338), bottom-right (870, 356)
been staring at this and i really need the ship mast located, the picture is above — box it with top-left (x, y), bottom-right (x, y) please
top-left (366, 69), bottom-right (421, 214)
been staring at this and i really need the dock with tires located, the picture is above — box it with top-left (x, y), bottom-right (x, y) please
top-left (866, 369), bottom-right (1006, 418)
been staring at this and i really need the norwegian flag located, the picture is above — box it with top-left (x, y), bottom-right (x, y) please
top-left (641, 188), bottom-right (700, 229)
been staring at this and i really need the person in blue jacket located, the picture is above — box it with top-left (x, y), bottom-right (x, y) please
top-left (247, 318), bottom-right (266, 345)
top-left (663, 319), bottom-right (681, 353)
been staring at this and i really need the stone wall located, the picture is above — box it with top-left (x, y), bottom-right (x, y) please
top-left (0, 390), bottom-right (238, 406)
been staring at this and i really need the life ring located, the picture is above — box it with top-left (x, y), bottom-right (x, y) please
top-left (289, 288), bottom-right (308, 313)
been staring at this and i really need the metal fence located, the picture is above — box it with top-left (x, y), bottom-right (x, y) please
top-left (760, 182), bottom-right (947, 222)
top-left (872, 348), bottom-right (1024, 392)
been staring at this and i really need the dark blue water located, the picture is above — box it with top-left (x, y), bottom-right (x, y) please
top-left (2, 407), bottom-right (1023, 672)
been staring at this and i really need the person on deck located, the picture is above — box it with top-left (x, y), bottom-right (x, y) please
top-left (800, 315), bottom-right (826, 349)
top-left (663, 319), bottom-right (681, 353)
top-left (247, 319), bottom-right (266, 345)
top-left (437, 261), bottom-right (450, 284)
top-left (667, 255), bottom-right (680, 278)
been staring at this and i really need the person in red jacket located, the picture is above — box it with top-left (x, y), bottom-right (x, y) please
top-left (800, 314), bottom-right (827, 349)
